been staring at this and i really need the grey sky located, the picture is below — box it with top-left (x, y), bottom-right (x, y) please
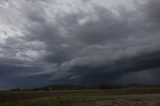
top-left (0, 0), bottom-right (160, 90)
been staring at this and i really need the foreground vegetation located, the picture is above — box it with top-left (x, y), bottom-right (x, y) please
top-left (1, 94), bottom-right (160, 106)
top-left (0, 87), bottom-right (160, 106)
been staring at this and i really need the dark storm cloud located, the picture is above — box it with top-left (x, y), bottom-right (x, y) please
top-left (59, 6), bottom-right (133, 45)
top-left (0, 0), bottom-right (160, 89)
top-left (64, 51), bottom-right (160, 84)
top-left (145, 0), bottom-right (160, 22)
top-left (0, 63), bottom-right (46, 89)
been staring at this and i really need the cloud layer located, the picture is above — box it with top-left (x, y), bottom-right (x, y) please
top-left (0, 0), bottom-right (160, 89)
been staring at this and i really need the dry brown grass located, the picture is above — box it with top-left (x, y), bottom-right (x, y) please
top-left (70, 94), bottom-right (160, 106)
top-left (0, 88), bottom-right (160, 106)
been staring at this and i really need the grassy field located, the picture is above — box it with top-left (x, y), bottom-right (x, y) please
top-left (0, 87), bottom-right (160, 106)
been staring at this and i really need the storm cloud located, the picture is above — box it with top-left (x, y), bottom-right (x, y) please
top-left (0, 0), bottom-right (160, 89)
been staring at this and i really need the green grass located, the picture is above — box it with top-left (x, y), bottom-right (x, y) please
top-left (0, 97), bottom-right (73, 106)
top-left (0, 88), bottom-right (160, 106)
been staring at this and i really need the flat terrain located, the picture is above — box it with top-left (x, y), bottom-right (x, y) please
top-left (0, 87), bottom-right (160, 106)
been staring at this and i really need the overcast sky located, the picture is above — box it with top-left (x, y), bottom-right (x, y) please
top-left (0, 0), bottom-right (160, 90)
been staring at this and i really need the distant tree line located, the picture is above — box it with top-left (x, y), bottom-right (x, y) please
top-left (10, 84), bottom-right (122, 91)
top-left (10, 83), bottom-right (160, 91)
